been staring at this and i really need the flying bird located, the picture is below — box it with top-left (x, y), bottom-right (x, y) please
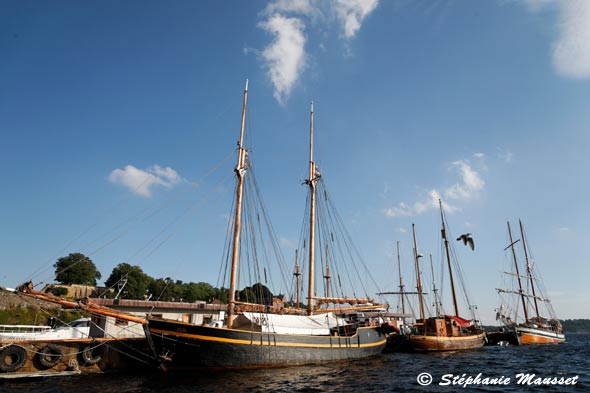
top-left (456, 233), bottom-right (475, 250)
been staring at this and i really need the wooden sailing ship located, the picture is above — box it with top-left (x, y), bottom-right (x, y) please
top-left (407, 201), bottom-right (486, 351)
top-left (146, 82), bottom-right (386, 369)
top-left (496, 220), bottom-right (565, 345)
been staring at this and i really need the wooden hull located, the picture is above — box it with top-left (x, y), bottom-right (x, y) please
top-left (148, 318), bottom-right (386, 369)
top-left (515, 326), bottom-right (565, 345)
top-left (409, 332), bottom-right (486, 352)
top-left (0, 337), bottom-right (151, 379)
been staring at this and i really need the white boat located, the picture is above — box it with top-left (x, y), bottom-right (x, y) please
top-left (0, 318), bottom-right (90, 342)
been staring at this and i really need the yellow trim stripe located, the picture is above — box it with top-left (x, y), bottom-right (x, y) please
top-left (149, 328), bottom-right (385, 349)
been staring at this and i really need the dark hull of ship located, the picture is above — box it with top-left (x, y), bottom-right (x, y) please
top-left (408, 332), bottom-right (486, 352)
top-left (384, 333), bottom-right (412, 352)
top-left (148, 318), bottom-right (386, 369)
top-left (485, 330), bottom-right (519, 346)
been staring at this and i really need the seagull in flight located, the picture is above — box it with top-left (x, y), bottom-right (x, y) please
top-left (456, 233), bottom-right (475, 250)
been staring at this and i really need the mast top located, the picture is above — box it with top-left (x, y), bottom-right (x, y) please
top-left (245, 79), bottom-right (249, 92)
top-left (310, 101), bottom-right (314, 113)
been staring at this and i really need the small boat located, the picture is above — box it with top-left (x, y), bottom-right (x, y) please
top-left (1, 284), bottom-right (152, 378)
top-left (146, 82), bottom-right (387, 369)
top-left (496, 220), bottom-right (565, 345)
top-left (407, 201), bottom-right (486, 351)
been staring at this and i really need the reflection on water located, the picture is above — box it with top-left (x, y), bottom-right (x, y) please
top-left (2, 334), bottom-right (588, 392)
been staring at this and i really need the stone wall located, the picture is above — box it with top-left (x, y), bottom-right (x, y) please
top-left (0, 289), bottom-right (59, 310)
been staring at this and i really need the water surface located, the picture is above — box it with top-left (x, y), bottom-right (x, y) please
top-left (2, 333), bottom-right (588, 392)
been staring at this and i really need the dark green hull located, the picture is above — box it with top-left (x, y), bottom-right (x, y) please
top-left (148, 318), bottom-right (386, 369)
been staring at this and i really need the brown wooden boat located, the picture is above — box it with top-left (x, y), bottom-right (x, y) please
top-left (407, 201), bottom-right (486, 352)
top-left (410, 316), bottom-right (486, 351)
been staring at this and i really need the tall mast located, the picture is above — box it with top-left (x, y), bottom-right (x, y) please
top-left (227, 80), bottom-right (249, 329)
top-left (429, 254), bottom-right (441, 317)
top-left (507, 221), bottom-right (528, 321)
top-left (439, 199), bottom-right (459, 317)
top-left (307, 102), bottom-right (318, 315)
top-left (520, 220), bottom-right (540, 321)
top-left (412, 223), bottom-right (425, 321)
top-left (396, 241), bottom-right (406, 322)
top-left (294, 250), bottom-right (301, 308)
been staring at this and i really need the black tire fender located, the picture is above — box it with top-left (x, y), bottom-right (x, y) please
top-left (37, 344), bottom-right (63, 368)
top-left (0, 345), bottom-right (27, 373)
top-left (80, 346), bottom-right (101, 365)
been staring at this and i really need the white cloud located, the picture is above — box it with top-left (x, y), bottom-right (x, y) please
top-left (256, 0), bottom-right (379, 103)
top-left (444, 160), bottom-right (485, 201)
top-left (150, 165), bottom-right (181, 184)
top-left (552, 0), bottom-right (590, 79)
top-left (384, 189), bottom-right (457, 217)
top-left (384, 202), bottom-right (413, 218)
top-left (384, 159), bottom-right (482, 218)
top-left (259, 15), bottom-right (307, 105)
top-left (334, 0), bottom-right (379, 39)
top-left (109, 164), bottom-right (182, 197)
top-left (525, 0), bottom-right (590, 79)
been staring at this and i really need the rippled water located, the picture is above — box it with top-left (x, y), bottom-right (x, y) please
top-left (2, 334), bottom-right (588, 392)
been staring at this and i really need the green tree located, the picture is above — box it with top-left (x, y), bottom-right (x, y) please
top-left (104, 263), bottom-right (152, 299)
top-left (54, 253), bottom-right (102, 285)
top-left (182, 282), bottom-right (216, 302)
top-left (147, 277), bottom-right (181, 301)
top-left (214, 287), bottom-right (229, 304)
top-left (238, 283), bottom-right (273, 305)
top-left (147, 277), bottom-right (170, 301)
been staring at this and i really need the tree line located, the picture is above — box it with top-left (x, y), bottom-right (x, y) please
top-left (51, 253), bottom-right (279, 305)
top-left (51, 253), bottom-right (228, 303)
top-left (561, 319), bottom-right (590, 333)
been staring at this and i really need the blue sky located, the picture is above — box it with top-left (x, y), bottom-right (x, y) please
top-left (1, 0), bottom-right (589, 324)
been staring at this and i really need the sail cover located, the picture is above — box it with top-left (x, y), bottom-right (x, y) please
top-left (242, 312), bottom-right (347, 335)
top-left (445, 315), bottom-right (473, 327)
